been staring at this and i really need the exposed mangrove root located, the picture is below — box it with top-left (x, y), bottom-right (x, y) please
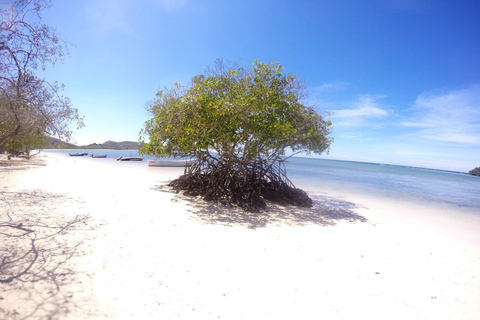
top-left (168, 159), bottom-right (312, 212)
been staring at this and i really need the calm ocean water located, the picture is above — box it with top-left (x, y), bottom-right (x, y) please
top-left (284, 157), bottom-right (479, 215)
top-left (43, 149), bottom-right (480, 215)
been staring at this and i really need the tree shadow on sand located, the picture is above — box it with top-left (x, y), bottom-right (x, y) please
top-left (0, 190), bottom-right (102, 320)
top-left (154, 184), bottom-right (367, 229)
top-left (0, 155), bottom-right (46, 171)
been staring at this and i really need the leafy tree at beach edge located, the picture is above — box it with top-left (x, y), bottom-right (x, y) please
top-left (469, 167), bottom-right (480, 176)
top-left (140, 60), bottom-right (333, 211)
top-left (0, 0), bottom-right (84, 156)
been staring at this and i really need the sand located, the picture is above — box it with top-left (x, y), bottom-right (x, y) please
top-left (1, 153), bottom-right (479, 320)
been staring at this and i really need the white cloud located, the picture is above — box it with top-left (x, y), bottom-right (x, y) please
top-left (402, 84), bottom-right (480, 145)
top-left (329, 95), bottom-right (390, 127)
top-left (310, 85), bottom-right (480, 171)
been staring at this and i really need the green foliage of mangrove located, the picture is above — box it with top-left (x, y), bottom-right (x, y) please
top-left (140, 60), bottom-right (333, 211)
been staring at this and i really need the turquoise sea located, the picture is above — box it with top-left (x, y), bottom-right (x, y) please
top-left (286, 157), bottom-right (479, 216)
top-left (43, 149), bottom-right (480, 216)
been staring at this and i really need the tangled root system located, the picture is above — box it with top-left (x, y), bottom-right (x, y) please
top-left (168, 159), bottom-right (312, 212)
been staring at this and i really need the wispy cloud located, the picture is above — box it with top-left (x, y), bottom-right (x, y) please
top-left (329, 95), bottom-right (391, 127)
top-left (84, 0), bottom-right (137, 40)
top-left (312, 81), bottom-right (350, 93)
top-left (83, 0), bottom-right (188, 40)
top-left (402, 84), bottom-right (480, 145)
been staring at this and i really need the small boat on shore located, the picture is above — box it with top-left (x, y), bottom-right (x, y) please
top-left (91, 154), bottom-right (107, 158)
top-left (147, 159), bottom-right (194, 167)
top-left (69, 152), bottom-right (88, 156)
top-left (117, 156), bottom-right (144, 161)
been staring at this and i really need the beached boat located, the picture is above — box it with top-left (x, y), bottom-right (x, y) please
top-left (117, 156), bottom-right (144, 161)
top-left (147, 159), bottom-right (194, 167)
top-left (91, 154), bottom-right (107, 158)
top-left (69, 152), bottom-right (88, 156)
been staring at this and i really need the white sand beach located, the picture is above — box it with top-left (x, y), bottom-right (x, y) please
top-left (1, 153), bottom-right (479, 320)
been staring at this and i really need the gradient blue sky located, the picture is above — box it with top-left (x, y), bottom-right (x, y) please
top-left (37, 0), bottom-right (480, 172)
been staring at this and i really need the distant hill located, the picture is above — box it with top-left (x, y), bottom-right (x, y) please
top-left (469, 167), bottom-right (480, 176)
top-left (47, 137), bottom-right (76, 149)
top-left (83, 140), bottom-right (143, 150)
top-left (46, 138), bottom-right (142, 150)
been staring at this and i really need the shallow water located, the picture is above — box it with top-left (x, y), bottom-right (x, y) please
top-left (285, 157), bottom-right (479, 216)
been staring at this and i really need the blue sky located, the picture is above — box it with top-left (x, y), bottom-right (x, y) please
top-left (37, 0), bottom-right (480, 172)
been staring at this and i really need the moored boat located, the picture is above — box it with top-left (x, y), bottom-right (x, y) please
top-left (91, 154), bottom-right (107, 158)
top-left (117, 156), bottom-right (144, 161)
top-left (69, 152), bottom-right (88, 156)
top-left (147, 159), bottom-right (194, 167)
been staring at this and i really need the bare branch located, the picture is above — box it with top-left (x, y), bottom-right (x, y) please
top-left (0, 0), bottom-right (83, 153)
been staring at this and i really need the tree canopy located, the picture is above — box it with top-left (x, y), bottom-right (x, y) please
top-left (140, 60), bottom-right (333, 211)
top-left (0, 0), bottom-right (83, 154)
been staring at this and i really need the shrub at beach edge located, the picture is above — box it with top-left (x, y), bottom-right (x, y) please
top-left (140, 60), bottom-right (333, 211)
top-left (469, 167), bottom-right (480, 176)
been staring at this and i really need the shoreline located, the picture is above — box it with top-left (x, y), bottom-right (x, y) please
top-left (42, 148), bottom-right (472, 174)
top-left (1, 153), bottom-right (479, 319)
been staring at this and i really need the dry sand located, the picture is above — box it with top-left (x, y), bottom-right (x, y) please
top-left (1, 153), bottom-right (479, 320)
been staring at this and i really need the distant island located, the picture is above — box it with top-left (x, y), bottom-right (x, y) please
top-left (47, 138), bottom-right (142, 150)
top-left (469, 167), bottom-right (480, 176)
